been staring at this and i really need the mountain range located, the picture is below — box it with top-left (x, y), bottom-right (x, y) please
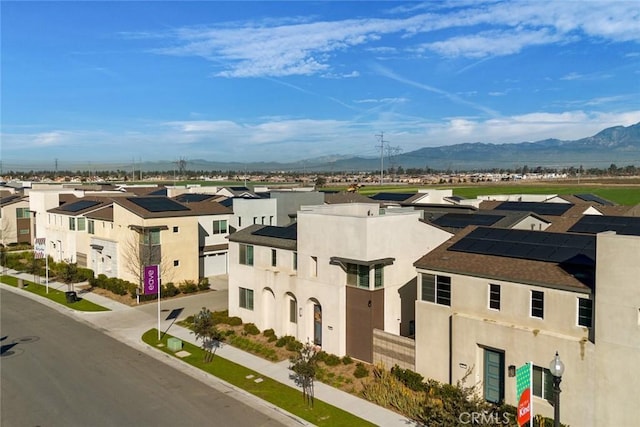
top-left (186, 122), bottom-right (640, 172)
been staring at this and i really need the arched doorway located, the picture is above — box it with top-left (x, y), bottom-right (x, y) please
top-left (262, 288), bottom-right (276, 331)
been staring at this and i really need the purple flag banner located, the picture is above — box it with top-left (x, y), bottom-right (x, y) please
top-left (143, 265), bottom-right (160, 295)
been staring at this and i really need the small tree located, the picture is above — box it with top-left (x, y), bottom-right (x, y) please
top-left (192, 307), bottom-right (224, 363)
top-left (289, 340), bottom-right (320, 407)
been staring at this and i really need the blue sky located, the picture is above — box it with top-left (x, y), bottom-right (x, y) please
top-left (2, 1), bottom-right (640, 169)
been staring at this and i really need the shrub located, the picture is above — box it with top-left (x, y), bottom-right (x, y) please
top-left (162, 282), bottom-right (180, 297)
top-left (76, 267), bottom-right (95, 282)
top-left (211, 310), bottom-right (230, 325)
top-left (197, 277), bottom-right (210, 291)
top-left (391, 365), bottom-right (426, 392)
top-left (179, 280), bottom-right (198, 294)
top-left (342, 355), bottom-right (354, 365)
top-left (243, 323), bottom-right (260, 335)
top-left (324, 353), bottom-right (341, 366)
top-left (227, 316), bottom-right (242, 326)
top-left (354, 362), bottom-right (369, 378)
top-left (224, 329), bottom-right (236, 337)
top-left (285, 339), bottom-right (303, 352)
top-left (267, 335), bottom-right (277, 342)
top-left (263, 328), bottom-right (276, 338)
top-left (276, 335), bottom-right (295, 348)
top-left (315, 350), bottom-right (328, 362)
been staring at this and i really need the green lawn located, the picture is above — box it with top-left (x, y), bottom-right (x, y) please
top-left (0, 275), bottom-right (109, 312)
top-left (142, 329), bottom-right (375, 427)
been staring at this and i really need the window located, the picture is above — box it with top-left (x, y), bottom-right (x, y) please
top-left (238, 217), bottom-right (242, 227)
top-left (140, 229), bottom-right (161, 245)
top-left (269, 216), bottom-right (274, 225)
top-left (271, 249), bottom-right (277, 267)
top-left (374, 264), bottom-right (384, 288)
top-left (77, 218), bottom-right (86, 231)
top-left (173, 260), bottom-right (179, 267)
top-left (19, 228), bottom-right (30, 235)
top-left (261, 216), bottom-right (265, 224)
top-left (213, 220), bottom-right (227, 234)
top-left (88, 220), bottom-right (95, 234)
top-left (347, 264), bottom-right (369, 289)
top-left (173, 226), bottom-right (179, 233)
top-left (289, 299), bottom-right (297, 323)
top-left (578, 298), bottom-right (593, 327)
top-left (421, 273), bottom-right (451, 306)
top-left (532, 365), bottom-right (554, 400)
top-left (253, 217), bottom-right (257, 224)
top-left (489, 284), bottom-right (501, 310)
top-left (69, 217), bottom-right (76, 231)
top-left (16, 208), bottom-right (30, 218)
top-left (239, 287), bottom-right (254, 310)
top-left (239, 244), bottom-right (254, 266)
top-left (311, 256), bottom-right (317, 277)
top-left (293, 252), bottom-right (297, 270)
top-left (531, 290), bottom-right (544, 319)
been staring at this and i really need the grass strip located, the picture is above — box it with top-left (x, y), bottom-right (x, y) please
top-left (142, 329), bottom-right (375, 427)
top-left (0, 275), bottom-right (109, 312)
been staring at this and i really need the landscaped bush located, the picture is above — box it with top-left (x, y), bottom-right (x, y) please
top-left (324, 353), bottom-right (341, 366)
top-left (243, 323), bottom-right (260, 335)
top-left (162, 282), bottom-right (180, 297)
top-left (263, 328), bottom-right (276, 338)
top-left (227, 316), bottom-right (242, 326)
top-left (276, 335), bottom-right (296, 348)
top-left (76, 267), bottom-right (94, 282)
top-left (342, 355), bottom-right (353, 365)
top-left (285, 339), bottom-right (303, 352)
top-left (391, 365), bottom-right (426, 392)
top-left (211, 310), bottom-right (230, 324)
top-left (354, 362), bottom-right (369, 378)
top-left (197, 277), bottom-right (210, 291)
top-left (89, 274), bottom-right (137, 297)
top-left (178, 280), bottom-right (198, 294)
top-left (228, 335), bottom-right (278, 361)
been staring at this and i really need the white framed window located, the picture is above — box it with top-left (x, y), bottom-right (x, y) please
top-left (289, 298), bottom-right (297, 323)
top-left (292, 252), bottom-right (297, 271)
top-left (532, 365), bottom-right (553, 400)
top-left (173, 260), bottom-right (179, 267)
top-left (421, 273), bottom-right (451, 306)
top-left (271, 249), bottom-right (277, 267)
top-left (578, 298), bottom-right (593, 327)
top-left (489, 284), bottom-right (501, 310)
top-left (531, 290), bottom-right (544, 319)
top-left (213, 220), bottom-right (227, 234)
top-left (310, 256), bottom-right (317, 277)
top-left (239, 244), bottom-right (254, 266)
top-left (239, 287), bottom-right (254, 310)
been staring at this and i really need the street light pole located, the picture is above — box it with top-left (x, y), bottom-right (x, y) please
top-left (549, 351), bottom-right (565, 427)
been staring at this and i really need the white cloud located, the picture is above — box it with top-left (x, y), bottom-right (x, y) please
top-left (132, 1), bottom-right (640, 78)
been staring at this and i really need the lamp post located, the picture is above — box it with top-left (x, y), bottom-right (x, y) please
top-left (549, 351), bottom-right (565, 427)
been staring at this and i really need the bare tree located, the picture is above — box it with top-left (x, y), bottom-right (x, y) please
top-left (121, 230), bottom-right (173, 290)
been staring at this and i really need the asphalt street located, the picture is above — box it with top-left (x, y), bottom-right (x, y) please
top-left (0, 288), bottom-right (289, 427)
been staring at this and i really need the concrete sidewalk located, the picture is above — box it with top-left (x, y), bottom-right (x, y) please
top-left (1, 270), bottom-right (416, 427)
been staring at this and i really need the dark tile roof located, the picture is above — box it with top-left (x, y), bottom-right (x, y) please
top-left (85, 205), bottom-right (114, 221)
top-left (114, 196), bottom-right (231, 219)
top-left (324, 192), bottom-right (380, 205)
top-left (493, 201), bottom-right (574, 216)
top-left (228, 224), bottom-right (297, 250)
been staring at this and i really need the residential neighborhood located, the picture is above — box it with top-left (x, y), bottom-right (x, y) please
top-left (2, 178), bottom-right (640, 426)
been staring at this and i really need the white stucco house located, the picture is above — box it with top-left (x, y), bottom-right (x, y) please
top-left (227, 203), bottom-right (452, 362)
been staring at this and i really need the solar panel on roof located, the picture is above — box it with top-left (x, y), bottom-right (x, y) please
top-left (369, 193), bottom-right (415, 201)
top-left (432, 213), bottom-right (503, 228)
top-left (128, 197), bottom-right (190, 212)
top-left (449, 226), bottom-right (595, 265)
top-left (60, 200), bottom-right (101, 212)
top-left (175, 194), bottom-right (213, 203)
top-left (252, 223), bottom-right (297, 240)
top-left (148, 188), bottom-right (167, 196)
top-left (494, 201), bottom-right (573, 216)
top-left (574, 194), bottom-right (614, 206)
top-left (568, 215), bottom-right (640, 236)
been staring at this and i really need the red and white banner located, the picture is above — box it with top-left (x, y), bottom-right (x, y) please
top-left (34, 238), bottom-right (46, 259)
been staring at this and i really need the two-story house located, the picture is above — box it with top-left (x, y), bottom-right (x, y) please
top-left (228, 203), bottom-right (452, 362)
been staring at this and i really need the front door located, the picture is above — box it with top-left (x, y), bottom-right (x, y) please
top-left (313, 304), bottom-right (322, 346)
top-left (484, 348), bottom-right (504, 403)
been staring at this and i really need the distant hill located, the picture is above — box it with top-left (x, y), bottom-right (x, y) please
top-left (316, 122), bottom-right (640, 171)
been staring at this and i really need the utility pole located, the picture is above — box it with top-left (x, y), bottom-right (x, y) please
top-left (376, 132), bottom-right (386, 186)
